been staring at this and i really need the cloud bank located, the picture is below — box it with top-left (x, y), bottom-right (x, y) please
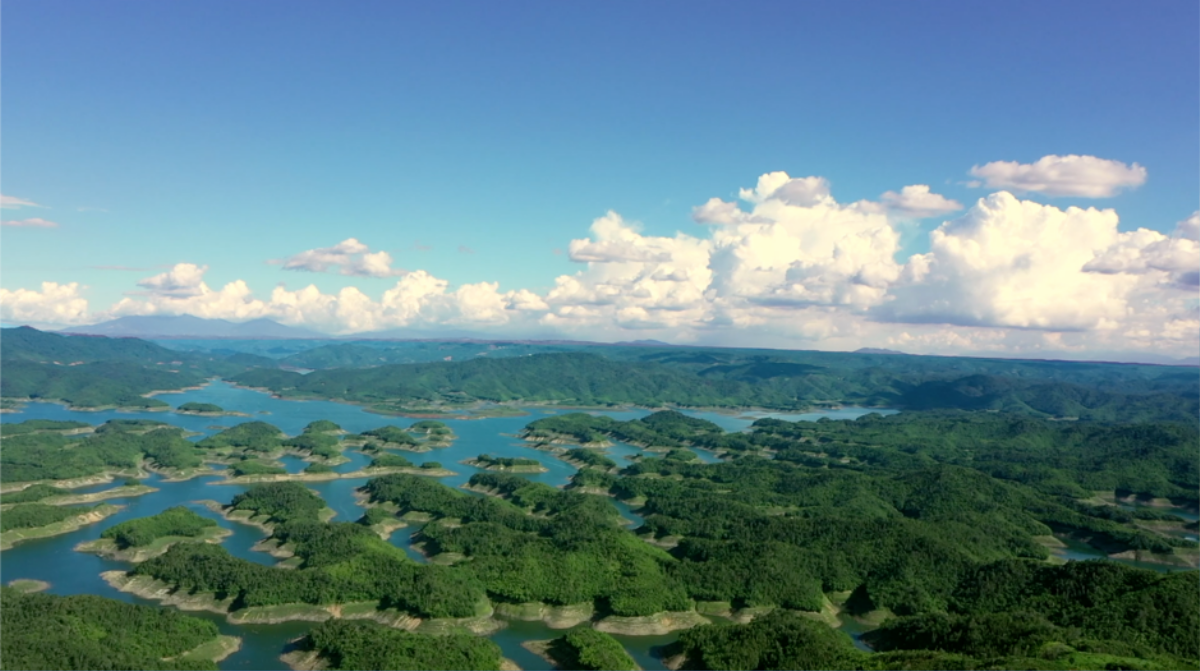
top-left (968, 154), bottom-right (1147, 197)
top-left (3, 174), bottom-right (1196, 359)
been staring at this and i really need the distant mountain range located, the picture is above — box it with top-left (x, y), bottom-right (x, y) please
top-left (854, 347), bottom-right (907, 355)
top-left (60, 315), bottom-right (325, 339)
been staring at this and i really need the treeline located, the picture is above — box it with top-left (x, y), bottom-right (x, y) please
top-left (226, 349), bottom-right (1199, 422)
top-left (865, 559), bottom-right (1199, 663)
top-left (293, 618), bottom-right (502, 670)
top-left (0, 503), bottom-right (96, 532)
top-left (544, 628), bottom-right (636, 671)
top-left (102, 507), bottom-right (217, 549)
top-left (0, 585), bottom-right (223, 670)
top-left (196, 421), bottom-right (282, 452)
top-left (0, 419), bottom-right (205, 483)
top-left (670, 564), bottom-right (1198, 670)
top-left (743, 411), bottom-right (1200, 506)
top-left (523, 410), bottom-right (724, 447)
top-left (473, 454), bottom-right (540, 468)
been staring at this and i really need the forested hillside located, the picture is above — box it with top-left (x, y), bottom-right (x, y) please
top-left (230, 351), bottom-right (1199, 422)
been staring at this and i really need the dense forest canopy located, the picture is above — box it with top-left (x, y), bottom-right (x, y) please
top-left (0, 586), bottom-right (224, 671)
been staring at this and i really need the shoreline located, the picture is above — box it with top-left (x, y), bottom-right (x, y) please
top-left (75, 526), bottom-right (233, 563)
top-left (205, 464), bottom-right (456, 486)
top-left (1, 504), bottom-right (124, 551)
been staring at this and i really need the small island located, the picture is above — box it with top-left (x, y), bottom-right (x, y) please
top-left (176, 402), bottom-right (247, 417)
top-left (464, 453), bottom-right (548, 473)
top-left (76, 506), bottom-right (231, 562)
top-left (523, 628), bottom-right (638, 671)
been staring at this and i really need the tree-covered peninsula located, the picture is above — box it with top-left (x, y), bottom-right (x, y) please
top-left (0, 585), bottom-right (239, 670)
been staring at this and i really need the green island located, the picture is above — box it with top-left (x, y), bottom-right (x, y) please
top-left (281, 619), bottom-right (505, 670)
top-left (76, 506), bottom-right (231, 562)
top-left (523, 627), bottom-right (638, 670)
top-left (466, 453), bottom-right (549, 473)
top-left (176, 402), bottom-right (245, 416)
top-left (0, 585), bottom-right (241, 670)
top-left (1, 503), bottom-right (123, 550)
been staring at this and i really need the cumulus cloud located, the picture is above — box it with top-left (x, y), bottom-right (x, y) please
top-left (272, 238), bottom-right (407, 278)
top-left (4, 172), bottom-right (1195, 359)
top-left (0, 282), bottom-right (91, 325)
top-left (878, 192), bottom-right (1190, 331)
top-left (1, 195), bottom-right (42, 209)
top-left (879, 185), bottom-right (962, 218)
top-left (968, 154), bottom-right (1147, 197)
top-left (1083, 212), bottom-right (1200, 291)
top-left (136, 263), bottom-right (210, 297)
top-left (2, 218), bottom-right (58, 228)
top-left (1175, 211), bottom-right (1199, 241)
top-left (704, 172), bottom-right (902, 311)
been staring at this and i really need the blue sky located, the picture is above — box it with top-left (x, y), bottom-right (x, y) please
top-left (2, 1), bottom-right (1197, 358)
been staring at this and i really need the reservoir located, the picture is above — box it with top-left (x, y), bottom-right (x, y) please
top-left (9, 382), bottom-right (1184, 668)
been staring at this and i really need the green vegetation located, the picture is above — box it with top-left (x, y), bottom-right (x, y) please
top-left (196, 421), bottom-right (283, 452)
top-left (282, 432), bottom-right (341, 459)
top-left (0, 585), bottom-right (229, 670)
top-left (228, 483), bottom-right (327, 525)
top-left (0, 484), bottom-right (71, 504)
top-left (101, 507), bottom-right (217, 549)
top-left (471, 453), bottom-right (543, 470)
top-left (0, 360), bottom-right (188, 409)
top-left (865, 560), bottom-right (1199, 663)
top-left (288, 619), bottom-right (502, 670)
top-left (229, 350), bottom-right (1199, 422)
top-left (420, 461), bottom-right (443, 470)
top-left (670, 565), bottom-right (1199, 671)
top-left (361, 473), bottom-right (688, 616)
top-left (410, 420), bottom-right (451, 434)
top-left (541, 628), bottom-right (636, 671)
top-left (229, 460), bottom-right (288, 477)
top-left (564, 448), bottom-right (617, 470)
top-left (0, 503), bottom-right (93, 532)
top-left (0, 420), bottom-right (205, 483)
top-left (360, 425), bottom-right (419, 446)
top-left (303, 419), bottom-right (342, 433)
top-left (177, 402), bottom-right (224, 414)
top-left (370, 454), bottom-right (415, 469)
top-left (0, 419), bottom-right (89, 435)
top-left (304, 463), bottom-right (336, 474)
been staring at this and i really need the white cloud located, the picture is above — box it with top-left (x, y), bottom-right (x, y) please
top-left (272, 238), bottom-right (407, 278)
top-left (878, 192), bottom-right (1193, 333)
top-left (1, 195), bottom-right (42, 209)
top-left (1175, 211), bottom-right (1199, 242)
top-left (704, 173), bottom-right (902, 311)
top-left (5, 172), bottom-right (1195, 359)
top-left (135, 263), bottom-right (209, 297)
top-left (0, 282), bottom-right (91, 325)
top-left (968, 154), bottom-right (1147, 197)
top-left (879, 185), bottom-right (962, 218)
top-left (2, 218), bottom-right (58, 228)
